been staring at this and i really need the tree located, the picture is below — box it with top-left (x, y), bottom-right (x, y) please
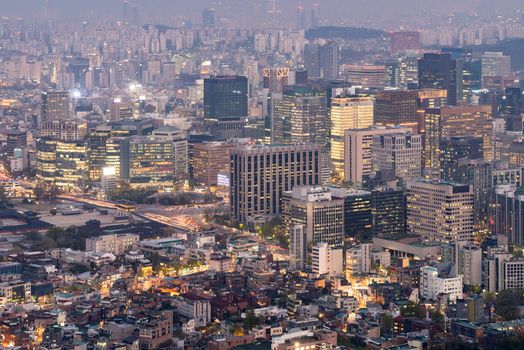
top-left (242, 310), bottom-right (259, 330)
top-left (381, 314), bottom-right (393, 336)
top-left (495, 289), bottom-right (524, 321)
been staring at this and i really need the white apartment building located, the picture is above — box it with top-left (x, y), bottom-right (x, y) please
top-left (85, 234), bottom-right (139, 255)
top-left (312, 242), bottom-right (343, 276)
top-left (420, 266), bottom-right (463, 302)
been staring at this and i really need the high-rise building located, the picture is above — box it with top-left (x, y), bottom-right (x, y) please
top-left (481, 52), bottom-right (512, 87)
top-left (120, 136), bottom-right (174, 188)
top-left (87, 125), bottom-right (112, 181)
top-left (36, 138), bottom-right (88, 189)
top-left (192, 142), bottom-right (235, 188)
top-left (285, 186), bottom-right (344, 246)
top-left (371, 186), bottom-right (406, 237)
top-left (296, 5), bottom-right (306, 30)
top-left (39, 120), bottom-right (87, 141)
top-left (422, 105), bottom-right (493, 175)
top-left (344, 126), bottom-right (411, 184)
top-left (330, 95), bottom-right (374, 179)
top-left (443, 241), bottom-right (482, 286)
top-left (418, 53), bottom-right (458, 105)
top-left (346, 243), bottom-right (372, 275)
top-left (372, 132), bottom-right (423, 184)
top-left (152, 126), bottom-right (188, 182)
top-left (374, 90), bottom-right (418, 126)
top-left (312, 242), bottom-right (343, 276)
top-left (273, 85), bottom-right (328, 148)
top-left (386, 54), bottom-right (419, 90)
top-left (6, 129), bottom-right (27, 157)
top-left (204, 76), bottom-right (248, 120)
top-left (407, 180), bottom-right (474, 243)
top-left (41, 91), bottom-right (70, 122)
top-left (439, 136), bottom-right (484, 182)
top-left (490, 185), bottom-right (524, 247)
top-left (202, 8), bottom-right (215, 28)
top-left (110, 99), bottom-right (134, 121)
top-left (230, 144), bottom-right (323, 224)
top-left (330, 188), bottom-right (372, 238)
top-left (304, 43), bottom-right (339, 80)
top-left (347, 65), bottom-right (386, 89)
top-left (289, 225), bottom-right (307, 271)
top-left (263, 67), bottom-right (289, 94)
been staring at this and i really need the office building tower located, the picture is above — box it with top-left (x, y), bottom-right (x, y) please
top-left (319, 43), bottom-right (339, 80)
top-left (443, 241), bottom-right (482, 286)
top-left (330, 95), bottom-right (374, 179)
top-left (330, 188), bottom-right (372, 238)
top-left (418, 53), bottom-right (458, 105)
top-left (386, 54), bottom-right (419, 90)
top-left (6, 129), bottom-right (27, 157)
top-left (289, 225), bottom-right (307, 271)
top-left (346, 243), bottom-right (372, 275)
top-left (490, 185), bottom-right (524, 247)
top-left (454, 158), bottom-right (491, 229)
top-left (36, 138), bottom-right (88, 189)
top-left (285, 186), bottom-right (344, 246)
top-left (273, 85), bottom-right (328, 148)
top-left (152, 126), bottom-right (188, 182)
top-left (120, 136), bottom-right (174, 188)
top-left (263, 67), bottom-right (289, 94)
top-left (312, 242), bottom-right (343, 276)
top-left (39, 120), bottom-right (87, 141)
top-left (374, 90), bottom-right (418, 127)
top-left (202, 8), bottom-right (215, 28)
top-left (390, 31), bottom-right (420, 54)
top-left (420, 266), bottom-right (463, 302)
top-left (422, 105), bottom-right (493, 175)
top-left (204, 76), bottom-right (248, 119)
top-left (371, 186), bottom-right (406, 237)
top-left (41, 91), bottom-right (71, 121)
top-left (499, 87), bottom-right (522, 116)
top-left (462, 60), bottom-right (482, 103)
top-left (192, 142), bottom-right (235, 188)
top-left (372, 132), bottom-right (423, 184)
top-left (344, 126), bottom-right (411, 185)
top-left (230, 144), bottom-right (323, 225)
top-left (439, 136), bottom-right (484, 182)
top-left (484, 248), bottom-right (524, 292)
top-left (347, 65), bottom-right (386, 89)
top-left (101, 166), bottom-right (117, 198)
top-left (110, 99), bottom-right (134, 121)
top-left (310, 3), bottom-right (320, 28)
top-left (407, 180), bottom-right (474, 243)
top-left (87, 125), bottom-right (112, 181)
top-left (304, 43), bottom-right (339, 80)
top-left (481, 52), bottom-right (512, 87)
top-left (296, 5), bottom-right (306, 31)
top-left (304, 44), bottom-right (321, 78)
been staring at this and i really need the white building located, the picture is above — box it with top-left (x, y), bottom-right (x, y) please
top-left (289, 225), bottom-right (307, 271)
top-left (312, 242), bottom-right (343, 276)
top-left (420, 266), bottom-right (463, 302)
top-left (172, 295), bottom-right (211, 328)
top-left (346, 243), bottom-right (372, 275)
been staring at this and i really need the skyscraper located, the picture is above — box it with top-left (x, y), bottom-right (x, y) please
top-left (374, 90), bottom-right (418, 126)
top-left (296, 5), bottom-right (306, 31)
top-left (289, 225), bottom-right (307, 271)
top-left (202, 8), bottom-right (215, 28)
top-left (273, 85), bottom-right (328, 148)
top-left (439, 136), bottom-right (483, 182)
top-left (330, 95), bottom-right (374, 179)
top-left (407, 180), bottom-right (474, 243)
top-left (371, 186), bottom-right (406, 237)
top-left (304, 43), bottom-right (339, 80)
top-left (204, 76), bottom-right (248, 120)
top-left (344, 126), bottom-right (411, 185)
top-left (330, 188), bottom-right (372, 238)
top-left (230, 144), bottom-right (323, 225)
top-left (481, 52), bottom-right (511, 87)
top-left (418, 53), bottom-right (458, 105)
top-left (6, 129), bottom-right (27, 157)
top-left (286, 186), bottom-right (344, 246)
top-left (347, 65), bottom-right (386, 89)
top-left (372, 132), bottom-right (423, 184)
top-left (41, 91), bottom-right (71, 122)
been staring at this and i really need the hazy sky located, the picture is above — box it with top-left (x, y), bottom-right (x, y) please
top-left (2, 0), bottom-right (523, 25)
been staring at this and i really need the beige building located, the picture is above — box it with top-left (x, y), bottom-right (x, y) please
top-left (85, 234), bottom-right (139, 255)
top-left (372, 132), bottom-right (423, 183)
top-left (330, 95), bottom-right (374, 179)
top-left (407, 180), bottom-right (474, 243)
top-left (192, 142), bottom-right (235, 187)
top-left (344, 126), bottom-right (411, 184)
